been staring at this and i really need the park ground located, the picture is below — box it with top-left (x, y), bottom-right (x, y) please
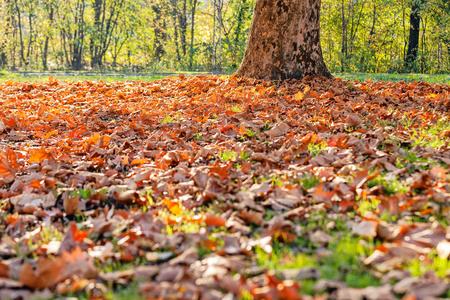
top-left (0, 72), bottom-right (449, 299)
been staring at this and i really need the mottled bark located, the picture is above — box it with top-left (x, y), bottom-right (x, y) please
top-left (237, 0), bottom-right (331, 80)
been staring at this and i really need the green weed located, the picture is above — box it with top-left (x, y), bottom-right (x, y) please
top-left (411, 120), bottom-right (450, 149)
top-left (219, 149), bottom-right (238, 162)
top-left (308, 142), bottom-right (326, 157)
top-left (193, 133), bottom-right (203, 140)
top-left (407, 252), bottom-right (450, 278)
top-left (299, 174), bottom-right (320, 190)
top-left (366, 175), bottom-right (408, 195)
top-left (160, 115), bottom-right (174, 124)
top-left (231, 105), bottom-right (243, 113)
top-left (239, 150), bottom-right (252, 161)
top-left (357, 197), bottom-right (381, 216)
top-left (245, 128), bottom-right (258, 138)
top-left (255, 234), bottom-right (380, 293)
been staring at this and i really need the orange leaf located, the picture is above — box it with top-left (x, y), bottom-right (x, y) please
top-left (29, 179), bottom-right (43, 189)
top-left (19, 257), bottom-right (64, 289)
top-left (68, 222), bottom-right (88, 242)
top-left (293, 91), bottom-right (304, 101)
top-left (64, 195), bottom-right (80, 216)
top-left (313, 184), bottom-right (336, 204)
top-left (204, 214), bottom-right (226, 227)
top-left (277, 280), bottom-right (301, 300)
top-left (0, 149), bottom-right (17, 182)
top-left (131, 158), bottom-right (147, 166)
top-left (163, 198), bottom-right (183, 215)
top-left (28, 147), bottom-right (53, 163)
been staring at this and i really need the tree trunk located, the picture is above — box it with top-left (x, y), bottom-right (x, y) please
top-left (179, 0), bottom-right (188, 56)
top-left (0, 0), bottom-right (11, 68)
top-left (189, 0), bottom-right (197, 69)
top-left (236, 0), bottom-right (331, 80)
top-left (405, 0), bottom-right (421, 71)
top-left (43, 3), bottom-right (54, 70)
top-left (90, 0), bottom-right (103, 68)
top-left (231, 0), bottom-right (247, 69)
top-left (152, 4), bottom-right (167, 62)
top-left (340, 0), bottom-right (347, 72)
top-left (14, 0), bottom-right (25, 67)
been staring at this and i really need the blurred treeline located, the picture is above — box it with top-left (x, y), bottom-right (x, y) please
top-left (0, 0), bottom-right (448, 74)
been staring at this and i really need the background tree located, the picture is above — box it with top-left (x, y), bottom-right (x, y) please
top-left (89, 0), bottom-right (125, 68)
top-left (405, 0), bottom-right (424, 71)
top-left (0, 0), bottom-right (447, 73)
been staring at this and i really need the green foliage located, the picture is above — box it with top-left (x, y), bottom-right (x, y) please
top-left (366, 175), bottom-right (408, 195)
top-left (407, 252), bottom-right (450, 278)
top-left (308, 142), bottom-right (326, 157)
top-left (239, 150), bottom-right (252, 161)
top-left (411, 120), bottom-right (450, 149)
top-left (255, 234), bottom-right (380, 293)
top-left (1, 0), bottom-right (448, 74)
top-left (219, 149), bottom-right (238, 162)
top-left (300, 174), bottom-right (320, 190)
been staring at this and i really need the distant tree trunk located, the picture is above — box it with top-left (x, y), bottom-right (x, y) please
top-left (231, 0), bottom-right (247, 69)
top-left (26, 1), bottom-right (34, 65)
top-left (90, 0), bottom-right (103, 68)
top-left (13, 0), bottom-right (25, 66)
top-left (405, 0), bottom-right (421, 71)
top-left (178, 0), bottom-right (188, 56)
top-left (172, 10), bottom-right (181, 61)
top-left (189, 0), bottom-right (197, 69)
top-left (340, 0), bottom-right (347, 72)
top-left (447, 41), bottom-right (450, 68)
top-left (170, 0), bottom-right (187, 60)
top-left (0, 0), bottom-right (11, 68)
top-left (237, 0), bottom-right (331, 80)
top-left (72, 0), bottom-right (86, 70)
top-left (152, 4), bottom-right (167, 62)
top-left (368, 1), bottom-right (376, 44)
top-left (90, 0), bottom-right (124, 69)
top-left (43, 3), bottom-right (54, 70)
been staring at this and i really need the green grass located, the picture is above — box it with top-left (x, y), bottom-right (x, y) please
top-left (336, 73), bottom-right (450, 85)
top-left (410, 120), bottom-right (450, 149)
top-left (255, 234), bottom-right (380, 294)
top-left (407, 252), bottom-right (450, 278)
top-left (299, 173), bottom-right (320, 190)
top-left (366, 174), bottom-right (408, 195)
top-left (0, 70), bottom-right (211, 83)
top-left (0, 71), bottom-right (169, 82)
top-left (2, 71), bottom-right (448, 85)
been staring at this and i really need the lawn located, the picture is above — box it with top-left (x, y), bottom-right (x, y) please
top-left (0, 74), bottom-right (449, 299)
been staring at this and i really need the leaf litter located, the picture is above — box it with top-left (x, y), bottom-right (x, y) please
top-left (0, 75), bottom-right (449, 299)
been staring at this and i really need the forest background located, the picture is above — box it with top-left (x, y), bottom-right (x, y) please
top-left (0, 0), bottom-right (449, 75)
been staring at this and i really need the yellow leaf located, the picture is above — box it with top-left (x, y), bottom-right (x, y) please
top-left (293, 91), bottom-right (304, 101)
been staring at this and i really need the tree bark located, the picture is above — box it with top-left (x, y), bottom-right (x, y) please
top-left (43, 2), bottom-right (54, 70)
top-left (189, 0), bottom-right (197, 69)
top-left (405, 0), bottom-right (421, 71)
top-left (13, 0), bottom-right (25, 66)
top-left (236, 0), bottom-right (331, 80)
top-left (152, 4), bottom-right (167, 62)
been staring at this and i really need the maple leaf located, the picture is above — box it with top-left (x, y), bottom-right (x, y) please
top-left (28, 147), bottom-right (53, 163)
top-left (0, 148), bottom-right (18, 183)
